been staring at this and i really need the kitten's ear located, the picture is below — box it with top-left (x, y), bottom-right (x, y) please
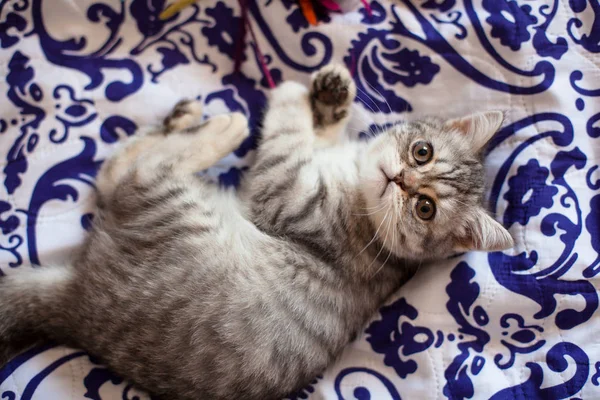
top-left (445, 111), bottom-right (504, 152)
top-left (454, 208), bottom-right (514, 252)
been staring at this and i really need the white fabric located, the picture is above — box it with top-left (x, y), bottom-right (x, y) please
top-left (1, 0), bottom-right (599, 399)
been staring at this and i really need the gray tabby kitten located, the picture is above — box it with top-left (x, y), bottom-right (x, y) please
top-left (0, 65), bottom-right (513, 399)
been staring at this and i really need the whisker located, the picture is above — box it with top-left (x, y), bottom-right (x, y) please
top-left (344, 109), bottom-right (374, 136)
top-left (355, 86), bottom-right (381, 114)
top-left (372, 208), bottom-right (397, 279)
top-left (349, 103), bottom-right (388, 139)
top-left (357, 204), bottom-right (387, 211)
top-left (436, 206), bottom-right (449, 220)
top-left (355, 88), bottom-right (387, 137)
top-left (452, 198), bottom-right (472, 209)
top-left (414, 259), bottom-right (424, 277)
top-left (365, 81), bottom-right (393, 114)
top-left (350, 108), bottom-right (379, 131)
top-left (355, 202), bottom-right (388, 213)
top-left (355, 93), bottom-right (378, 117)
top-left (360, 207), bottom-right (383, 211)
top-left (345, 126), bottom-right (378, 140)
top-left (359, 83), bottom-right (391, 136)
top-left (355, 207), bottom-right (390, 258)
top-left (353, 206), bottom-right (387, 216)
top-left (366, 207), bottom-right (394, 275)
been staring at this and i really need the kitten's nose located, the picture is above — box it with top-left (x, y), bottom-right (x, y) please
top-left (392, 171), bottom-right (406, 191)
top-left (393, 171), bottom-right (416, 194)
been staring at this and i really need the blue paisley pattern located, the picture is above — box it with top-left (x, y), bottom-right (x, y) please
top-left (1, 0), bottom-right (599, 399)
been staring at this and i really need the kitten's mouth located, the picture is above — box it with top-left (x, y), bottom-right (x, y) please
top-left (381, 181), bottom-right (394, 198)
top-left (379, 167), bottom-right (390, 197)
top-left (380, 167), bottom-right (396, 198)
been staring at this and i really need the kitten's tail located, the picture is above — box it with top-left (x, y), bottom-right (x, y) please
top-left (0, 265), bottom-right (72, 367)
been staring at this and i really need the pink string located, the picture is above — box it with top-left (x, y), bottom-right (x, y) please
top-left (245, 15), bottom-right (276, 88)
top-left (360, 0), bottom-right (373, 17)
top-left (233, 0), bottom-right (275, 88)
top-left (236, 0), bottom-right (365, 87)
top-left (234, 0), bottom-right (248, 73)
top-left (318, 0), bottom-right (341, 11)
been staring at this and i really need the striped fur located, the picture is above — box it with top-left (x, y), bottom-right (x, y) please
top-left (0, 65), bottom-right (512, 399)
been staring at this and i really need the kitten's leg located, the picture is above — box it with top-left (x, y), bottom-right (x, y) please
top-left (255, 81), bottom-right (316, 165)
top-left (137, 112), bottom-right (249, 178)
top-left (97, 100), bottom-right (205, 194)
top-left (97, 100), bottom-right (249, 203)
top-left (95, 99), bottom-right (204, 200)
top-left (310, 64), bottom-right (356, 147)
top-left (261, 81), bottom-right (314, 140)
top-left (247, 81), bottom-right (325, 229)
top-left (157, 100), bottom-right (250, 176)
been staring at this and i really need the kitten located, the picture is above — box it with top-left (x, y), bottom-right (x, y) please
top-left (0, 65), bottom-right (513, 399)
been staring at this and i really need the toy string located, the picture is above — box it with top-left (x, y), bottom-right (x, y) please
top-left (234, 0), bottom-right (248, 74)
top-left (243, 2), bottom-right (276, 88)
top-left (163, 0), bottom-right (373, 87)
top-left (360, 0), bottom-right (373, 16)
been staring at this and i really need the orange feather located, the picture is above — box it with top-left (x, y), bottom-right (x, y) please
top-left (298, 0), bottom-right (318, 26)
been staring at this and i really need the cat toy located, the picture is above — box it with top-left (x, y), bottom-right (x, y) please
top-left (159, 0), bottom-right (198, 20)
top-left (159, 0), bottom-right (371, 87)
top-left (160, 0), bottom-right (372, 22)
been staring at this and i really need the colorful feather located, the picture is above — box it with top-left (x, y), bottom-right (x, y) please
top-left (159, 0), bottom-right (197, 20)
top-left (299, 0), bottom-right (318, 26)
top-left (318, 0), bottom-right (341, 12)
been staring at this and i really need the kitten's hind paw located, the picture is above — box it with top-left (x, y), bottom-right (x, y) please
top-left (163, 99), bottom-right (204, 134)
top-left (198, 112), bottom-right (250, 157)
top-left (163, 112), bottom-right (250, 174)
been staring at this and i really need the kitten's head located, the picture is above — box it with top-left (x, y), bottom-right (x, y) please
top-left (359, 111), bottom-right (513, 261)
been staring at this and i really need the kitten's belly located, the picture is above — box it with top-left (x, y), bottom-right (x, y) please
top-left (68, 219), bottom-right (352, 399)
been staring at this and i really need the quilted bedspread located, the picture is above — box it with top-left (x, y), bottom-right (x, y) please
top-left (1, 0), bottom-right (600, 399)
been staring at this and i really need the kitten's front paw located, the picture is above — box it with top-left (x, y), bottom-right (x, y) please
top-left (163, 99), bottom-right (203, 133)
top-left (311, 64), bottom-right (355, 106)
top-left (310, 64), bottom-right (356, 127)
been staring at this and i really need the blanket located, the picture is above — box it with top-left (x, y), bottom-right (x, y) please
top-left (1, 0), bottom-right (599, 399)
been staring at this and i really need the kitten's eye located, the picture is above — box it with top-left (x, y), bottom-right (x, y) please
top-left (412, 141), bottom-right (433, 164)
top-left (415, 196), bottom-right (436, 220)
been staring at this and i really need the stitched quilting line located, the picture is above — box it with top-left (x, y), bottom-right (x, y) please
top-left (13, 201), bottom-right (95, 225)
top-left (10, 368), bottom-right (21, 400)
top-left (553, 300), bottom-right (570, 391)
top-left (424, 345), bottom-right (440, 399)
top-left (70, 346), bottom-right (78, 400)
top-left (480, 58), bottom-right (525, 312)
top-left (559, 0), bottom-right (600, 65)
top-left (520, 66), bottom-right (553, 397)
top-left (487, 53), bottom-right (585, 156)
top-left (0, 138), bottom-right (95, 168)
